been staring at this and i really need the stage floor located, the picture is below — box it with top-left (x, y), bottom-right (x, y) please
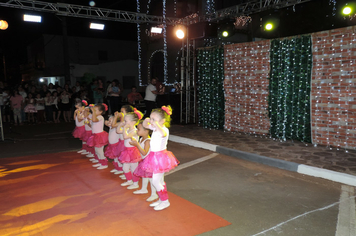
top-left (0, 151), bottom-right (230, 236)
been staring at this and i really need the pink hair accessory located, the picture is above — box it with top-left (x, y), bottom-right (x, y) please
top-left (102, 103), bottom-right (108, 111)
top-left (161, 106), bottom-right (172, 115)
top-left (82, 100), bottom-right (88, 106)
top-left (133, 108), bottom-right (143, 120)
top-left (89, 104), bottom-right (95, 107)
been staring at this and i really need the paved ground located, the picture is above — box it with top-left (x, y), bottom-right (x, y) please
top-left (1, 122), bottom-right (355, 235)
top-left (170, 125), bottom-right (356, 176)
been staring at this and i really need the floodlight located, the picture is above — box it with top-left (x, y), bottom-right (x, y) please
top-left (176, 29), bottom-right (185, 39)
top-left (342, 6), bottom-right (353, 15)
top-left (151, 27), bottom-right (163, 34)
top-left (39, 78), bottom-right (44, 82)
top-left (265, 23), bottom-right (273, 31)
top-left (90, 23), bottom-right (105, 30)
top-left (23, 14), bottom-right (42, 23)
top-left (222, 31), bottom-right (229, 37)
top-left (0, 20), bottom-right (8, 30)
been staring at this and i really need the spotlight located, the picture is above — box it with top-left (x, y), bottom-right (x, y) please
top-left (90, 23), bottom-right (105, 30)
top-left (265, 23), bottom-right (274, 31)
top-left (0, 20), bottom-right (8, 30)
top-left (222, 31), bottom-right (229, 37)
top-left (23, 14), bottom-right (41, 23)
top-left (151, 27), bottom-right (163, 34)
top-left (39, 78), bottom-right (44, 82)
top-left (342, 6), bottom-right (353, 15)
top-left (89, 1), bottom-right (95, 7)
top-left (174, 25), bottom-right (186, 39)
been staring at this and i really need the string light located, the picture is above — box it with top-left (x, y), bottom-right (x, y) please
top-left (147, 49), bottom-right (164, 82)
top-left (163, 0), bottom-right (168, 84)
top-left (137, 0), bottom-right (142, 86)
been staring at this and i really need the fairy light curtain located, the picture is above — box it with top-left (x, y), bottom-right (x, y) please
top-left (269, 36), bottom-right (312, 143)
top-left (197, 46), bottom-right (225, 129)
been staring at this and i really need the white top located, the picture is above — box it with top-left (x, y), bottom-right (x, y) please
top-left (61, 94), bottom-right (70, 104)
top-left (84, 115), bottom-right (92, 131)
top-left (19, 91), bottom-right (27, 101)
top-left (144, 84), bottom-right (157, 101)
top-left (124, 128), bottom-right (138, 148)
top-left (108, 126), bottom-right (120, 144)
top-left (44, 97), bottom-right (52, 106)
top-left (139, 138), bottom-right (150, 159)
top-left (149, 125), bottom-right (169, 152)
top-left (75, 115), bottom-right (84, 127)
top-left (118, 133), bottom-right (124, 141)
top-left (35, 98), bottom-right (45, 110)
top-left (92, 115), bottom-right (104, 134)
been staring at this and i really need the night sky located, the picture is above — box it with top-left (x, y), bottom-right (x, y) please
top-left (1, 0), bottom-right (356, 82)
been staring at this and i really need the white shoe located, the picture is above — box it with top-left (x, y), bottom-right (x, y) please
top-left (81, 151), bottom-right (89, 155)
top-left (146, 195), bottom-right (159, 202)
top-left (121, 181), bottom-right (133, 186)
top-left (119, 176), bottom-right (126, 180)
top-left (97, 165), bottom-right (108, 170)
top-left (110, 169), bottom-right (117, 173)
top-left (119, 174), bottom-right (126, 178)
top-left (114, 170), bottom-right (124, 174)
top-left (133, 189), bottom-right (148, 194)
top-left (127, 184), bottom-right (139, 190)
top-left (77, 150), bottom-right (85, 153)
top-left (154, 200), bottom-right (170, 211)
top-left (89, 158), bottom-right (96, 161)
top-left (149, 200), bottom-right (161, 207)
top-left (92, 164), bottom-right (101, 167)
top-left (86, 154), bottom-right (94, 157)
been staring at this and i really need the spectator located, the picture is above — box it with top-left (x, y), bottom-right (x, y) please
top-left (155, 78), bottom-right (167, 107)
top-left (51, 91), bottom-right (60, 123)
top-left (44, 92), bottom-right (53, 122)
top-left (24, 93), bottom-right (36, 124)
top-left (2, 88), bottom-right (11, 123)
top-left (127, 86), bottom-right (143, 105)
top-left (144, 78), bottom-right (158, 117)
top-left (48, 83), bottom-right (56, 93)
top-left (91, 79), bottom-right (103, 104)
top-left (35, 93), bottom-right (45, 124)
top-left (107, 80), bottom-right (121, 113)
top-left (75, 81), bottom-right (81, 93)
top-left (60, 90), bottom-right (71, 122)
top-left (18, 86), bottom-right (27, 123)
top-left (10, 89), bottom-right (24, 125)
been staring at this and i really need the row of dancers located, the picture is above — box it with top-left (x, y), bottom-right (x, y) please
top-left (72, 100), bottom-right (179, 211)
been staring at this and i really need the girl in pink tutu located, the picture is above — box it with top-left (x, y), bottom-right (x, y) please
top-left (112, 105), bottom-right (134, 179)
top-left (87, 103), bottom-right (109, 169)
top-left (132, 121), bottom-right (158, 202)
top-left (140, 106), bottom-right (179, 211)
top-left (104, 114), bottom-right (122, 174)
top-left (73, 100), bottom-right (88, 154)
top-left (118, 108), bottom-right (143, 189)
top-left (81, 107), bottom-right (95, 158)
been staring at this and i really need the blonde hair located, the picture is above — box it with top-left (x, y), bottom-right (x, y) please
top-left (152, 105), bottom-right (172, 128)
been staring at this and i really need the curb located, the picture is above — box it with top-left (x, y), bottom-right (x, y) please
top-left (169, 135), bottom-right (356, 187)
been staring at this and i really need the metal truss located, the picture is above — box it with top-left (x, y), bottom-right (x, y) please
top-left (0, 0), bottom-right (180, 25)
top-left (197, 0), bottom-right (312, 23)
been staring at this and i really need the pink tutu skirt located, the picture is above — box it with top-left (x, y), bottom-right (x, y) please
top-left (137, 150), bottom-right (179, 174)
top-left (24, 104), bottom-right (37, 113)
top-left (133, 159), bottom-right (153, 178)
top-left (119, 147), bottom-right (142, 163)
top-left (72, 126), bottom-right (86, 140)
top-left (87, 131), bottom-right (108, 148)
top-left (82, 130), bottom-right (92, 142)
top-left (104, 141), bottom-right (122, 159)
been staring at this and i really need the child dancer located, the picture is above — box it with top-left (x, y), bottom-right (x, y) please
top-left (104, 115), bottom-right (122, 174)
top-left (73, 100), bottom-right (88, 153)
top-left (112, 105), bottom-right (134, 178)
top-left (139, 106), bottom-right (179, 211)
top-left (81, 107), bottom-right (94, 157)
top-left (132, 121), bottom-right (158, 202)
top-left (118, 108), bottom-right (143, 189)
top-left (87, 103), bottom-right (109, 169)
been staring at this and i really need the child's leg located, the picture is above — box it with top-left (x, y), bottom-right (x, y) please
top-left (151, 172), bottom-right (169, 210)
top-left (145, 178), bottom-right (158, 201)
top-left (127, 162), bottom-right (139, 189)
top-left (121, 163), bottom-right (133, 186)
top-left (95, 146), bottom-right (108, 168)
top-left (133, 177), bottom-right (149, 194)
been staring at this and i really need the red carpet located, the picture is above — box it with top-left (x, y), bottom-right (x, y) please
top-left (0, 152), bottom-right (230, 236)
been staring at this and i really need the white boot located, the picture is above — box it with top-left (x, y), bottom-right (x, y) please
top-left (154, 200), bottom-right (170, 211)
